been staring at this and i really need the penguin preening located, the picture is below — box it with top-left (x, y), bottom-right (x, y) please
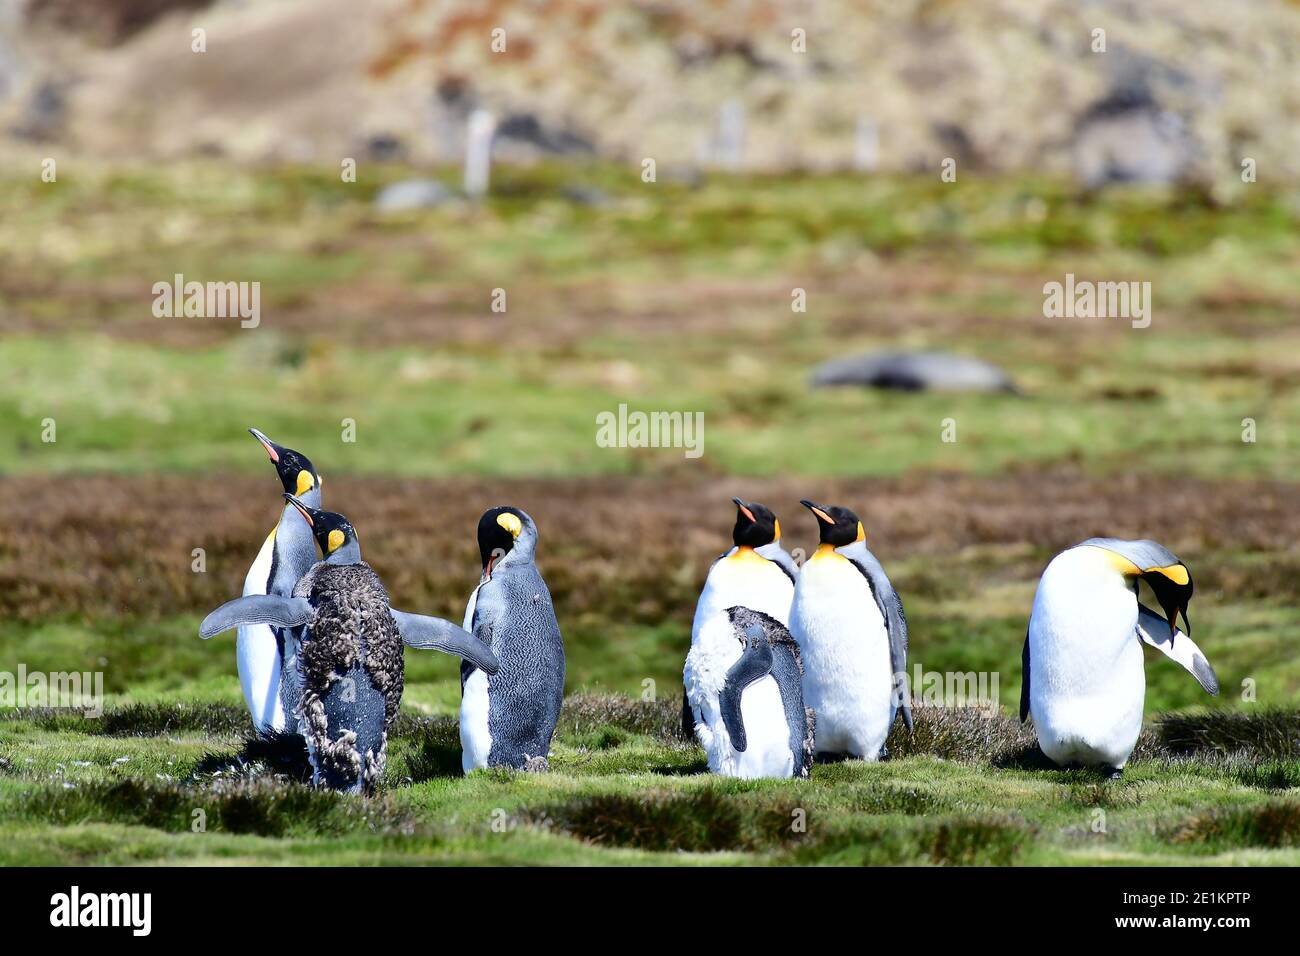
top-left (200, 496), bottom-right (499, 793)
top-left (684, 606), bottom-right (814, 778)
top-left (459, 507), bottom-right (566, 773)
top-left (683, 497), bottom-right (797, 739)
top-left (240, 428), bottom-right (321, 733)
top-left (1022, 537), bottom-right (1218, 777)
top-left (789, 499), bottom-right (912, 761)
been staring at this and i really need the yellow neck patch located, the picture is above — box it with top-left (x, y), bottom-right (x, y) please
top-left (729, 545), bottom-right (769, 564)
top-left (327, 529), bottom-right (345, 554)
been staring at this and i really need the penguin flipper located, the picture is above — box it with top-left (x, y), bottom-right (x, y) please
top-left (390, 609), bottom-right (501, 675)
top-left (847, 554), bottom-right (913, 733)
top-left (719, 639), bottom-right (774, 753)
top-left (1136, 605), bottom-right (1218, 695)
top-left (1019, 629), bottom-right (1031, 722)
top-left (200, 595), bottom-right (311, 640)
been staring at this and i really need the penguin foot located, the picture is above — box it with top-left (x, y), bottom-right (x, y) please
top-left (878, 743), bottom-right (890, 761)
top-left (1102, 765), bottom-right (1123, 781)
top-left (522, 755), bottom-right (550, 773)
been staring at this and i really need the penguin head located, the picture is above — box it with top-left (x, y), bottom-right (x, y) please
top-left (285, 494), bottom-right (359, 562)
top-left (477, 506), bottom-right (536, 576)
top-left (250, 428), bottom-right (321, 502)
top-left (1077, 537), bottom-right (1194, 638)
top-left (731, 497), bottom-right (780, 548)
top-left (800, 499), bottom-right (865, 548)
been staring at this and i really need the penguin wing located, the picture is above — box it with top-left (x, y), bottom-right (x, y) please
top-left (200, 595), bottom-right (312, 640)
top-left (719, 638), bottom-right (774, 753)
top-left (1136, 605), bottom-right (1219, 695)
top-left (390, 609), bottom-right (501, 675)
top-left (1019, 629), bottom-right (1031, 722)
top-left (846, 553), bottom-right (913, 732)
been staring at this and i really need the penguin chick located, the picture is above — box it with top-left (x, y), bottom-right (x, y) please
top-left (459, 507), bottom-right (565, 773)
top-left (1022, 537), bottom-right (1217, 776)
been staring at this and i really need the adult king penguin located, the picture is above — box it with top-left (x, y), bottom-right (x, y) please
top-left (683, 497), bottom-right (797, 739)
top-left (240, 428), bottom-right (321, 734)
top-left (200, 496), bottom-right (499, 793)
top-left (788, 499), bottom-right (912, 760)
top-left (685, 606), bottom-right (814, 778)
top-left (459, 507), bottom-right (565, 773)
top-left (1022, 537), bottom-right (1218, 777)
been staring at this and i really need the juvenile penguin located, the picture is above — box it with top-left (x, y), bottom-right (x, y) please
top-left (459, 507), bottom-right (565, 773)
top-left (684, 606), bottom-right (814, 778)
top-left (788, 500), bottom-right (912, 760)
top-left (200, 496), bottom-right (499, 793)
top-left (240, 428), bottom-right (321, 733)
top-left (1021, 537), bottom-right (1218, 777)
top-left (683, 497), bottom-right (797, 737)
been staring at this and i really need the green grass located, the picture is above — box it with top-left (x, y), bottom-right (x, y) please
top-left (3, 698), bottom-right (1299, 865)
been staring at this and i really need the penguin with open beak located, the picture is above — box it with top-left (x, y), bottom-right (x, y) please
top-left (199, 496), bottom-right (499, 794)
top-left (1021, 537), bottom-right (1218, 777)
top-left (788, 499), bottom-right (912, 761)
top-left (459, 507), bottom-right (566, 773)
top-left (239, 428), bottom-right (322, 734)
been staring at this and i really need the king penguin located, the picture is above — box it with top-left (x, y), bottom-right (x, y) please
top-left (683, 497), bottom-right (797, 738)
top-left (199, 496), bottom-right (499, 793)
top-left (459, 507), bottom-right (565, 773)
top-left (788, 499), bottom-right (912, 760)
top-left (1021, 537), bottom-right (1219, 777)
top-left (685, 605), bottom-right (815, 778)
top-left (240, 427), bottom-right (321, 734)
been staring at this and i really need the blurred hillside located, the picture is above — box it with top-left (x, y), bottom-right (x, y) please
top-left (2, 0), bottom-right (1299, 181)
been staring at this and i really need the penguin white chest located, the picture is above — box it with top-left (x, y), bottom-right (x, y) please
top-left (789, 551), bottom-right (892, 759)
top-left (238, 528), bottom-right (286, 733)
top-left (459, 584), bottom-right (493, 772)
top-left (1028, 548), bottom-right (1145, 768)
top-left (683, 616), bottom-right (793, 778)
top-left (691, 549), bottom-right (794, 644)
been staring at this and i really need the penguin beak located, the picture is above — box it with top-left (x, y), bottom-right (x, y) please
top-left (799, 499), bottom-right (834, 525)
top-left (732, 497), bottom-right (756, 523)
top-left (284, 493), bottom-right (314, 527)
top-left (249, 427), bottom-right (282, 463)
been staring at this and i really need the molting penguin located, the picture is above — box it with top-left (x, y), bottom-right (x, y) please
top-left (459, 507), bottom-right (565, 773)
top-left (684, 606), bottom-right (814, 778)
top-left (240, 428), bottom-right (321, 733)
top-left (199, 496), bottom-right (499, 793)
top-left (788, 500), bottom-right (912, 760)
top-left (683, 497), bottom-right (797, 738)
top-left (1021, 537), bottom-right (1218, 777)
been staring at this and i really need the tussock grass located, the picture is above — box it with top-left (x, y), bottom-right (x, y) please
top-left (9, 778), bottom-right (414, 838)
top-left (529, 788), bottom-right (804, 853)
top-left (0, 702), bottom-right (252, 738)
top-left (887, 704), bottom-right (1034, 762)
top-left (558, 693), bottom-right (689, 743)
top-left (1157, 709), bottom-right (1300, 759)
top-left (1172, 800), bottom-right (1300, 849)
